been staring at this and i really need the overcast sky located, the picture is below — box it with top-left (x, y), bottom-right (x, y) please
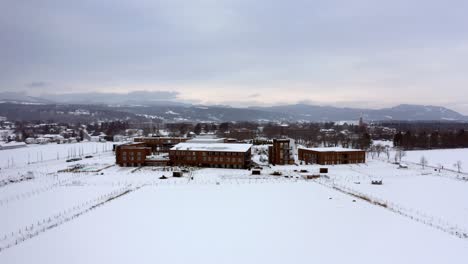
top-left (1, 0), bottom-right (468, 113)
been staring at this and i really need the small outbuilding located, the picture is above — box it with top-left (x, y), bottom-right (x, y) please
top-left (173, 171), bottom-right (183, 177)
top-left (251, 169), bottom-right (261, 175)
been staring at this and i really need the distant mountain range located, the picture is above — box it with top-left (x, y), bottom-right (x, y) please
top-left (0, 91), bottom-right (188, 106)
top-left (0, 92), bottom-right (467, 122)
top-left (250, 104), bottom-right (467, 122)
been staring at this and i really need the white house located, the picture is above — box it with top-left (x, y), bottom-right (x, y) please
top-left (0, 141), bottom-right (27, 150)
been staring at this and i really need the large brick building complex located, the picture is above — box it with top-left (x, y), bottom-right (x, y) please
top-left (115, 136), bottom-right (253, 169)
top-left (169, 143), bottom-right (252, 169)
top-left (298, 147), bottom-right (366, 165)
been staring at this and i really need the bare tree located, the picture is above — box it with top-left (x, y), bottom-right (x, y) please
top-left (384, 147), bottom-right (390, 161)
top-left (454, 160), bottom-right (462, 173)
top-left (395, 148), bottom-right (406, 163)
top-left (420, 156), bottom-right (428, 169)
top-left (369, 147), bottom-right (377, 159)
top-left (374, 144), bottom-right (385, 158)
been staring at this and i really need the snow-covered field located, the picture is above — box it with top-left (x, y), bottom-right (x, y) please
top-left (325, 160), bottom-right (468, 231)
top-left (402, 148), bottom-right (468, 173)
top-left (0, 146), bottom-right (468, 263)
top-left (0, 141), bottom-right (115, 169)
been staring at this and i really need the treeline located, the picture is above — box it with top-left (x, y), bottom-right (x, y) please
top-left (262, 122), bottom-right (372, 150)
top-left (88, 121), bottom-right (130, 137)
top-left (378, 121), bottom-right (468, 132)
top-left (394, 129), bottom-right (468, 150)
top-left (162, 121), bottom-right (373, 149)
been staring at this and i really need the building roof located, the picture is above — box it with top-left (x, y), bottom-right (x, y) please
top-left (299, 147), bottom-right (364, 152)
top-left (136, 136), bottom-right (186, 140)
top-left (171, 143), bottom-right (252, 152)
top-left (0, 141), bottom-right (27, 149)
top-left (273, 138), bottom-right (291, 142)
top-left (145, 155), bottom-right (170, 161)
top-left (186, 138), bottom-right (225, 143)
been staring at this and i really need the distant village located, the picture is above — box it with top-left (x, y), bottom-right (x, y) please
top-left (2, 114), bottom-right (468, 169)
top-left (0, 115), bottom-right (385, 168)
top-left (0, 116), bottom-right (381, 147)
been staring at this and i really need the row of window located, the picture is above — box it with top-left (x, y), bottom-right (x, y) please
top-left (173, 163), bottom-right (244, 169)
top-left (173, 156), bottom-right (243, 163)
top-left (122, 156), bottom-right (142, 161)
top-left (121, 151), bottom-right (143, 156)
top-left (321, 160), bottom-right (361, 164)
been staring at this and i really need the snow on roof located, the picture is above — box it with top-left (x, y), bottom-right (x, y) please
top-left (193, 134), bottom-right (217, 139)
top-left (171, 143), bottom-right (252, 152)
top-left (136, 136), bottom-right (186, 140)
top-left (186, 138), bottom-right (225, 143)
top-left (299, 147), bottom-right (364, 152)
top-left (145, 155), bottom-right (170, 161)
top-left (0, 141), bottom-right (27, 149)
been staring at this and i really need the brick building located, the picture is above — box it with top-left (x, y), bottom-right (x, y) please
top-left (134, 137), bottom-right (188, 154)
top-left (169, 143), bottom-right (252, 169)
top-left (298, 147), bottom-right (366, 165)
top-left (268, 138), bottom-right (295, 165)
top-left (115, 143), bottom-right (151, 167)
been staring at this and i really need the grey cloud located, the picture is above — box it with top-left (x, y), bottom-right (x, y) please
top-left (26, 81), bottom-right (48, 88)
top-left (249, 93), bottom-right (261, 98)
top-left (41, 90), bottom-right (180, 104)
top-left (1, 0), bottom-right (468, 113)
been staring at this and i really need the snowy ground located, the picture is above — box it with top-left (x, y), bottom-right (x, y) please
top-left (325, 160), bottom-right (468, 231)
top-left (401, 148), bottom-right (468, 173)
top-left (0, 146), bottom-right (468, 263)
top-left (0, 141), bottom-right (115, 169)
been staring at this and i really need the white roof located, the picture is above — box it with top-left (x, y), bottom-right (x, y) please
top-left (186, 138), bottom-right (225, 143)
top-left (0, 141), bottom-right (27, 148)
top-left (171, 143), bottom-right (252, 152)
top-left (145, 155), bottom-right (170, 161)
top-left (299, 147), bottom-right (363, 152)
